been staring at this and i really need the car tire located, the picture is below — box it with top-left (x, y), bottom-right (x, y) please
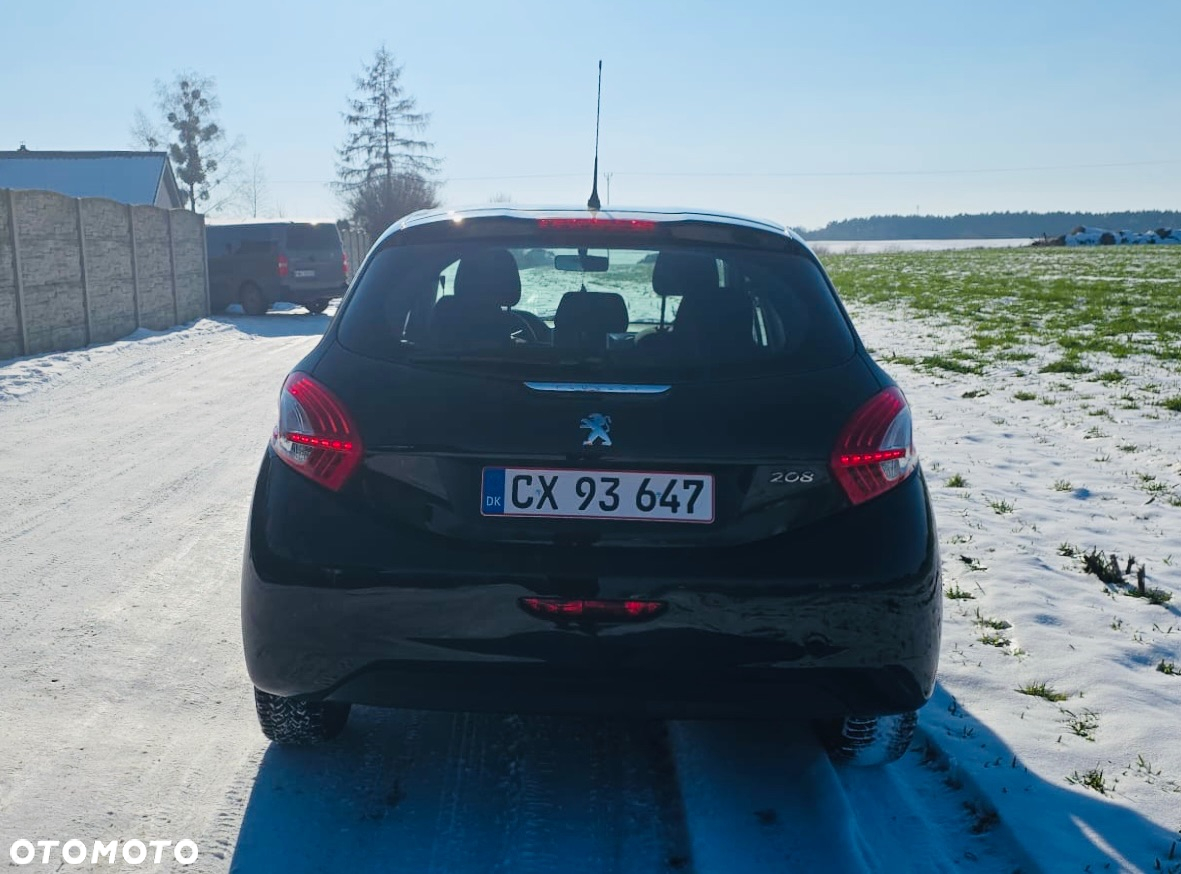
top-left (253, 687), bottom-right (351, 745)
top-left (821, 710), bottom-right (918, 767)
top-left (304, 299), bottom-right (330, 315)
top-left (240, 283), bottom-right (269, 316)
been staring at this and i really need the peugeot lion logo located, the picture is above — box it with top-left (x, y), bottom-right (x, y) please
top-left (580, 413), bottom-right (612, 447)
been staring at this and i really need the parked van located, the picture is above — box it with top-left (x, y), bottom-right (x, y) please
top-left (206, 221), bottom-right (350, 315)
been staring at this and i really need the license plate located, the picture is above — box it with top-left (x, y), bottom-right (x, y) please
top-left (294, 269), bottom-right (316, 278)
top-left (481, 467), bottom-right (714, 522)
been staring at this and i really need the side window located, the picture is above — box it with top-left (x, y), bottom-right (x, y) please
top-left (437, 259), bottom-right (460, 301)
top-left (237, 225), bottom-right (276, 254)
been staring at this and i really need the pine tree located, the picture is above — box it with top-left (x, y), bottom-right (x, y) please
top-left (336, 46), bottom-right (440, 236)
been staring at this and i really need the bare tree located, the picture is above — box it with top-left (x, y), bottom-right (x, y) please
top-left (244, 152), bottom-right (269, 218)
top-left (345, 173), bottom-right (440, 240)
top-left (130, 109), bottom-right (164, 150)
top-left (130, 71), bottom-right (244, 213)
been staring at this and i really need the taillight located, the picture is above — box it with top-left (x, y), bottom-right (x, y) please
top-left (277, 254), bottom-right (289, 278)
top-left (342, 250), bottom-right (350, 278)
top-left (520, 597), bottom-right (665, 621)
top-left (271, 372), bottom-right (363, 491)
top-left (830, 387), bottom-right (917, 506)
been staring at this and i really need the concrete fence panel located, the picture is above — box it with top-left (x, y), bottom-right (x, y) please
top-left (0, 192), bottom-right (20, 359)
top-left (170, 209), bottom-right (207, 323)
top-left (16, 190), bottom-right (87, 355)
top-left (81, 197), bottom-right (137, 344)
top-left (131, 205), bottom-right (174, 331)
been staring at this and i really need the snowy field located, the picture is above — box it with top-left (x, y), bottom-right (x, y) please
top-left (1, 245), bottom-right (1179, 872)
top-left (807, 239), bottom-right (1035, 254)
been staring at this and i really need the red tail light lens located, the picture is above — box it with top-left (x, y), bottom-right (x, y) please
top-left (830, 387), bottom-right (917, 506)
top-left (536, 218), bottom-right (658, 232)
top-left (271, 373), bottom-right (363, 491)
top-left (277, 254), bottom-right (289, 278)
top-left (520, 597), bottom-right (666, 621)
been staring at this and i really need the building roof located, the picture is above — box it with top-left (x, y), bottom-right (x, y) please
top-left (0, 149), bottom-right (182, 207)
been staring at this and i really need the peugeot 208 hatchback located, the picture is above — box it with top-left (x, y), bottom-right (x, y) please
top-left (242, 206), bottom-right (941, 765)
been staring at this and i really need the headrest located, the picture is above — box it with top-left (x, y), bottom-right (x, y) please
top-left (453, 248), bottom-right (522, 307)
top-left (674, 287), bottom-right (754, 332)
top-left (555, 290), bottom-right (633, 337)
top-left (651, 251), bottom-right (719, 297)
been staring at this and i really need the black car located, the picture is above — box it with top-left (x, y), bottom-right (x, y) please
top-left (206, 220), bottom-right (349, 315)
top-left (241, 206), bottom-right (941, 765)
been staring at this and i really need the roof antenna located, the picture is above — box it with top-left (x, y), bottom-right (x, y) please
top-left (587, 60), bottom-right (603, 211)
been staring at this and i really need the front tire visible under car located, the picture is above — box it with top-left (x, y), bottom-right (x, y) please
top-left (253, 687), bottom-right (351, 744)
top-left (304, 299), bottom-right (330, 314)
top-left (820, 710), bottom-right (918, 766)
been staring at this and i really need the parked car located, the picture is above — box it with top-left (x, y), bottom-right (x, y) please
top-left (241, 205), bottom-right (942, 765)
top-left (206, 220), bottom-right (349, 315)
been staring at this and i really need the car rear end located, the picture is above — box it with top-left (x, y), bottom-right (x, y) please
top-left (277, 222), bottom-right (349, 306)
top-left (242, 208), bottom-right (940, 724)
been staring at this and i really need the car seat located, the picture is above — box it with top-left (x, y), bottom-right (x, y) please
top-left (553, 291), bottom-right (629, 352)
top-left (641, 251), bottom-right (757, 359)
top-left (430, 248), bottom-right (522, 349)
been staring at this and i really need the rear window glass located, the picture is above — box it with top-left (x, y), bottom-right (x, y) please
top-left (286, 224), bottom-right (341, 251)
top-left (337, 236), bottom-right (855, 380)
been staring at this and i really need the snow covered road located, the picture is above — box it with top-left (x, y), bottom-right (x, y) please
top-left (0, 307), bottom-right (1171, 872)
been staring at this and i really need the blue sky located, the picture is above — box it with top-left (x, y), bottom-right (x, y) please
top-left (2, 0), bottom-right (1177, 228)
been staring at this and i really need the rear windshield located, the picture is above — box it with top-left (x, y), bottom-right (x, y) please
top-left (286, 224), bottom-right (341, 251)
top-left (337, 236), bottom-right (855, 380)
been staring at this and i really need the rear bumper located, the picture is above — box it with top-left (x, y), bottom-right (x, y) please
top-left (242, 453), bottom-right (941, 719)
top-left (277, 282), bottom-right (347, 305)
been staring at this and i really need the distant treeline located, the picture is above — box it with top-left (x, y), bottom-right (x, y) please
top-left (799, 211), bottom-right (1181, 241)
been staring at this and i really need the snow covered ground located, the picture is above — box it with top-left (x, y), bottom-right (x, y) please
top-left (849, 297), bottom-right (1181, 873)
top-left (809, 239), bottom-right (1035, 254)
top-left (1, 295), bottom-right (1178, 872)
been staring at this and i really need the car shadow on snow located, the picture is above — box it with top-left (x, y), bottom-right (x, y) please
top-left (228, 705), bottom-right (690, 874)
top-left (210, 302), bottom-right (336, 340)
top-left (913, 683), bottom-right (1181, 872)
top-left (227, 687), bottom-right (1181, 874)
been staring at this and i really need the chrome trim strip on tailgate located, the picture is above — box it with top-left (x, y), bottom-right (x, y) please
top-left (524, 382), bottom-right (671, 395)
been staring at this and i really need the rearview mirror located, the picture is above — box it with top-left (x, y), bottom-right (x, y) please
top-left (554, 254), bottom-right (609, 272)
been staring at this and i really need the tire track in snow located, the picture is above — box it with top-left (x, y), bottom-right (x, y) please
top-left (0, 315), bottom-right (319, 868)
top-left (227, 710), bottom-right (693, 873)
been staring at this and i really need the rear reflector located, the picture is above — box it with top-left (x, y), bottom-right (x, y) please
top-left (536, 218), bottom-right (658, 232)
top-left (271, 372), bottom-right (363, 491)
top-left (520, 597), bottom-right (666, 621)
top-left (830, 387), bottom-right (917, 506)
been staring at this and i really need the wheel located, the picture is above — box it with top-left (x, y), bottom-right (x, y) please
top-left (820, 710), bottom-right (918, 767)
top-left (253, 687), bottom-right (350, 745)
top-left (304, 299), bottom-right (330, 315)
top-left (240, 283), bottom-right (269, 316)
